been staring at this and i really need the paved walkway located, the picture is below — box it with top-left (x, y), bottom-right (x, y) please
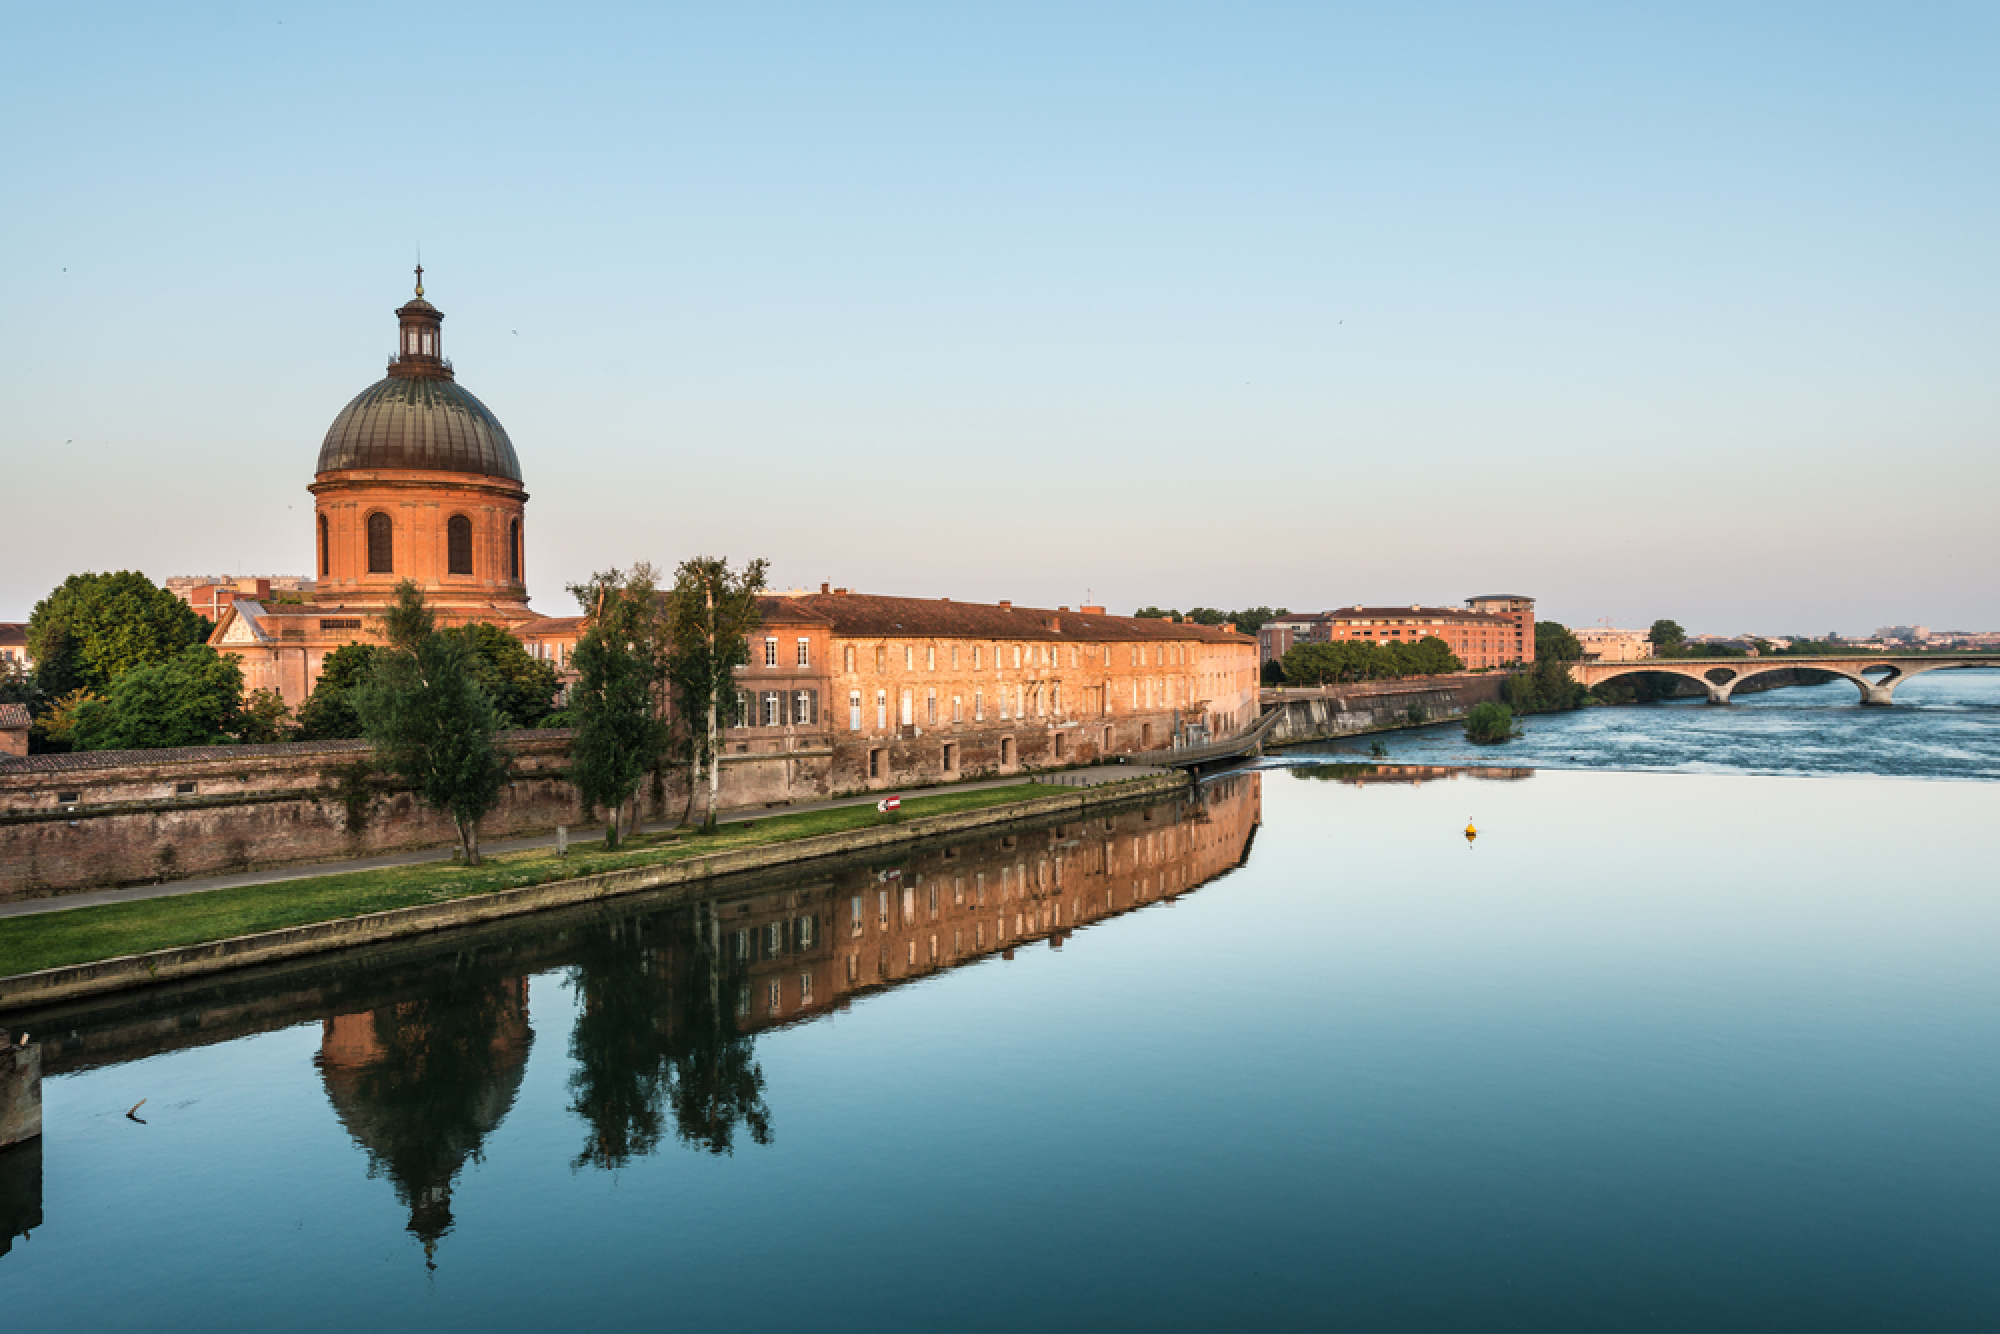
top-left (0, 764), bottom-right (1171, 921)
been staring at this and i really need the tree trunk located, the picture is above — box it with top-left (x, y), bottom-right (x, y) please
top-left (704, 693), bottom-right (719, 830)
top-left (459, 817), bottom-right (482, 867)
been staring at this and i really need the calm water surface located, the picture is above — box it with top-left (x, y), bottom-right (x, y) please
top-left (4, 682), bottom-right (1999, 1331)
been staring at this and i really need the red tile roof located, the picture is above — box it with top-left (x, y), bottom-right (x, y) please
top-left (0, 703), bottom-right (29, 729)
top-left (789, 593), bottom-right (1251, 643)
top-left (0, 623), bottom-right (26, 648)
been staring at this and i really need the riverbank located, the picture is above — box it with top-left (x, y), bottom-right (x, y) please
top-left (0, 770), bottom-right (1187, 1008)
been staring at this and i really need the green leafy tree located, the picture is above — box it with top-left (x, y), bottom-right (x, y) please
top-left (27, 571), bottom-right (207, 696)
top-left (664, 556), bottom-right (768, 830)
top-left (452, 622), bottom-right (563, 729)
top-left (1132, 606), bottom-right (1178, 621)
top-left (566, 565), bottom-right (671, 848)
top-left (295, 643), bottom-right (381, 740)
top-left (71, 646), bottom-right (246, 750)
top-left (1505, 656), bottom-right (1588, 713)
top-left (352, 582), bottom-right (510, 865)
top-left (237, 689), bottom-right (297, 744)
top-left (1648, 619), bottom-right (1687, 655)
top-left (1536, 621), bottom-right (1583, 661)
top-left (1464, 701), bottom-right (1517, 743)
top-left (34, 687), bottom-right (104, 750)
top-left (1228, 607), bottom-right (1287, 635)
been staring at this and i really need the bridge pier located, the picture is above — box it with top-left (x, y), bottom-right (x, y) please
top-left (1704, 681), bottom-right (1734, 705)
top-left (1862, 682), bottom-right (1896, 706)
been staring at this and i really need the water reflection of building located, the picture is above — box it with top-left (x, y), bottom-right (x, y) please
top-left (315, 976), bottom-right (532, 1266)
top-left (0, 1137), bottom-right (38, 1259)
top-left (1289, 762), bottom-right (1534, 787)
top-left (709, 772), bottom-right (1262, 1033)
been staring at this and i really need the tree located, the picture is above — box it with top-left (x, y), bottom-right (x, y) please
top-left (452, 622), bottom-right (563, 729)
top-left (1505, 655), bottom-right (1588, 713)
top-left (1648, 619), bottom-right (1687, 654)
top-left (34, 687), bottom-right (103, 751)
top-left (1132, 606), bottom-right (1178, 621)
top-left (352, 582), bottom-right (510, 865)
top-left (295, 643), bottom-right (381, 741)
top-left (237, 689), bottom-right (296, 744)
top-left (1536, 621), bottom-right (1583, 662)
top-left (27, 571), bottom-right (207, 697)
top-left (1464, 701), bottom-right (1517, 744)
top-left (71, 645), bottom-right (246, 750)
top-left (566, 565), bottom-right (670, 848)
top-left (1228, 607), bottom-right (1287, 635)
top-left (664, 556), bottom-right (768, 831)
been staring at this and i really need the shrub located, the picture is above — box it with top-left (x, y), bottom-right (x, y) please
top-left (1463, 702), bottom-right (1517, 744)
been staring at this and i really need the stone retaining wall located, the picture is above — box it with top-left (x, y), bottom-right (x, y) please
top-left (1263, 674), bottom-right (1507, 747)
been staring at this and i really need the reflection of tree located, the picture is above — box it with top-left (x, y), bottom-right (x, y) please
top-left (566, 906), bottom-right (771, 1170)
top-left (318, 968), bottom-right (532, 1268)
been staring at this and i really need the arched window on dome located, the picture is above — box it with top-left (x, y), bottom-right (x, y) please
top-left (508, 519), bottom-right (521, 583)
top-left (367, 512), bottom-right (394, 574)
top-left (318, 513), bottom-right (330, 578)
top-left (447, 515), bottom-right (474, 576)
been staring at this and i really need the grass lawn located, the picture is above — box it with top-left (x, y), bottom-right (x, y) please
top-left (0, 781), bottom-right (1078, 978)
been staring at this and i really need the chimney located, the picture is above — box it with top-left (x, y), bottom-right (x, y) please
top-left (1058, 606), bottom-right (1069, 612)
top-left (1223, 622), bottom-right (1236, 633)
top-left (820, 582), bottom-right (830, 594)
top-left (999, 600), bottom-right (1012, 609)
top-left (1080, 605), bottom-right (1105, 615)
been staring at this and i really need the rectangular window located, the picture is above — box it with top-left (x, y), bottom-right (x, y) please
top-left (952, 645), bottom-right (960, 669)
top-left (974, 645), bottom-right (982, 670)
top-left (905, 645), bottom-right (914, 670)
top-left (975, 689), bottom-right (984, 721)
top-left (844, 645), bottom-right (855, 672)
top-left (763, 691), bottom-right (783, 727)
top-left (876, 645), bottom-right (887, 672)
top-left (797, 638), bottom-right (811, 668)
top-left (901, 689), bottom-right (914, 726)
top-left (926, 689), bottom-right (937, 724)
top-left (800, 972), bottom-right (813, 1006)
top-left (851, 895), bottom-right (864, 935)
top-left (795, 690), bottom-right (814, 725)
top-left (849, 690), bottom-right (862, 730)
top-left (765, 637), bottom-right (778, 668)
top-left (735, 690), bottom-right (750, 727)
top-left (952, 694), bottom-right (963, 723)
top-left (876, 690), bottom-right (887, 728)
top-left (927, 645), bottom-right (936, 670)
top-left (1013, 645), bottom-right (1022, 668)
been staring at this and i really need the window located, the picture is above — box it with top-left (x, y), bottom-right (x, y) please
top-left (973, 645), bottom-right (982, 670)
top-left (926, 689), bottom-right (937, 724)
top-left (794, 690), bottom-right (815, 725)
top-left (875, 645), bottom-right (887, 672)
top-left (763, 691), bottom-right (782, 726)
top-left (800, 972), bottom-right (813, 1005)
top-left (844, 645), bottom-right (855, 672)
top-left (951, 645), bottom-right (960, 669)
top-left (849, 690), bottom-right (862, 731)
top-left (952, 694), bottom-right (963, 723)
top-left (851, 895), bottom-right (865, 935)
top-left (317, 514), bottom-right (329, 576)
top-left (768, 980), bottom-right (782, 1015)
top-left (1013, 645), bottom-right (1022, 668)
top-left (1052, 684), bottom-right (1061, 715)
top-left (447, 514), bottom-right (473, 575)
top-left (869, 747), bottom-right (885, 779)
top-left (735, 689), bottom-right (749, 726)
top-left (764, 638), bottom-right (778, 668)
top-left (975, 689), bottom-right (984, 721)
top-left (905, 646), bottom-right (914, 670)
top-left (927, 645), bottom-right (936, 670)
top-left (366, 512), bottom-right (393, 573)
top-left (876, 690), bottom-right (887, 728)
top-left (900, 689), bottom-right (913, 726)
top-left (508, 519), bottom-right (521, 582)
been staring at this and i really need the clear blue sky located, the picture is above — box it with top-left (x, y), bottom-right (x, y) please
top-left (3, 1), bottom-right (1994, 635)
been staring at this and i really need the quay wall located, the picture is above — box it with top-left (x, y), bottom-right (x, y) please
top-left (0, 731), bottom-right (837, 903)
top-left (0, 771), bottom-right (1190, 1010)
top-left (1262, 674), bottom-right (1507, 748)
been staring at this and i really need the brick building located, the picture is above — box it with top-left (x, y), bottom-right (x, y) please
top-left (0, 624), bottom-right (27, 672)
top-left (1258, 595), bottom-right (1535, 670)
top-left (211, 270), bottom-right (540, 705)
top-left (166, 576), bottom-right (314, 623)
top-left (697, 590), bottom-right (1259, 789)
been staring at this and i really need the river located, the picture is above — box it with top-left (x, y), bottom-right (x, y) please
top-left (2, 677), bottom-right (1997, 1331)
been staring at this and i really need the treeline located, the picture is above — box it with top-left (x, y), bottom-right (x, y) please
top-left (1132, 605), bottom-right (1287, 634)
top-left (1272, 636), bottom-right (1463, 685)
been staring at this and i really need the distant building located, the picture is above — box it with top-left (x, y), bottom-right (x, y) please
top-left (0, 623), bottom-right (28, 671)
top-left (1570, 627), bottom-right (1652, 662)
top-left (166, 576), bottom-right (314, 623)
top-left (1256, 595), bottom-right (1534, 671)
top-left (0, 703), bottom-right (27, 758)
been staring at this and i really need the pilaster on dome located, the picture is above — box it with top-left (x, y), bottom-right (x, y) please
top-left (389, 266), bottom-right (453, 381)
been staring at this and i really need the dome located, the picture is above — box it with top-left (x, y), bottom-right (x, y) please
top-left (316, 375), bottom-right (523, 483)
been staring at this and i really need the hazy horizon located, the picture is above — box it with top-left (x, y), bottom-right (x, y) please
top-left (4, 2), bottom-right (1994, 635)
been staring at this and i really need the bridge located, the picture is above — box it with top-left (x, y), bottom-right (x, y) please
top-left (1569, 655), bottom-right (2000, 705)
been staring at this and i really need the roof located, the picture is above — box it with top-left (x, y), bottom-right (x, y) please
top-left (788, 592), bottom-right (1251, 643)
top-left (0, 703), bottom-right (29, 729)
top-left (0, 623), bottom-right (26, 648)
top-left (1467, 594), bottom-right (1534, 602)
top-left (316, 375), bottom-right (522, 482)
top-left (515, 615), bottom-right (586, 637)
top-left (1319, 606), bottom-right (1515, 624)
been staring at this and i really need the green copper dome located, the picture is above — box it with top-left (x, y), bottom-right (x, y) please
top-left (315, 376), bottom-right (523, 483)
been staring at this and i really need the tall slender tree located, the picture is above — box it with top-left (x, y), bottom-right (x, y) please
top-left (352, 582), bottom-right (510, 865)
top-left (663, 556), bottom-right (767, 830)
top-left (566, 564), bottom-right (670, 848)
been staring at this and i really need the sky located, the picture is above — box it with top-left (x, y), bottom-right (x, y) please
top-left (2, 1), bottom-right (1995, 636)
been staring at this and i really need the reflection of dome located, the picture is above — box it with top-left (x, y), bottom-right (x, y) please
top-left (315, 375), bottom-right (522, 482)
top-left (317, 978), bottom-right (532, 1265)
